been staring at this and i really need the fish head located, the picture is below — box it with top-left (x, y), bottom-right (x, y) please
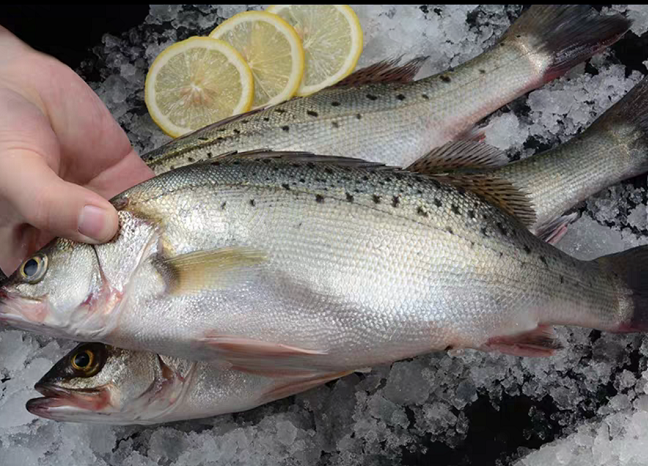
top-left (26, 342), bottom-right (173, 424)
top-left (0, 239), bottom-right (108, 338)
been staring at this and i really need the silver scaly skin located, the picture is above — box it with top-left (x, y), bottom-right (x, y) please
top-left (2, 151), bottom-right (647, 376)
top-left (26, 342), bottom-right (351, 424)
top-left (141, 5), bottom-right (631, 175)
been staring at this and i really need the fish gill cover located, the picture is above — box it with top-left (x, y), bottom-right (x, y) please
top-left (2, 4), bottom-right (648, 466)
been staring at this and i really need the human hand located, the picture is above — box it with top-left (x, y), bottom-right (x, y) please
top-left (0, 26), bottom-right (155, 275)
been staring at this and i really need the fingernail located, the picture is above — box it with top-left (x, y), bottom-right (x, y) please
top-left (78, 205), bottom-right (111, 242)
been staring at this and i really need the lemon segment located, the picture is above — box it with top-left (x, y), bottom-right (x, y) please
top-left (266, 5), bottom-right (363, 96)
top-left (210, 11), bottom-right (305, 109)
top-left (144, 36), bottom-right (254, 137)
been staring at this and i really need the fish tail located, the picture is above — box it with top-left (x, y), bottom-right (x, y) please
top-left (502, 5), bottom-right (631, 83)
top-left (595, 246), bottom-right (648, 333)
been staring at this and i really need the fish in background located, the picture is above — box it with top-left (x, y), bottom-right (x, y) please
top-left (407, 74), bottom-right (648, 244)
top-left (2, 149), bottom-right (648, 378)
top-left (140, 5), bottom-right (631, 174)
top-left (26, 342), bottom-right (352, 424)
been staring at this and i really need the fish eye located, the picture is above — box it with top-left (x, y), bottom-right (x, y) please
top-left (69, 344), bottom-right (106, 377)
top-left (19, 254), bottom-right (48, 283)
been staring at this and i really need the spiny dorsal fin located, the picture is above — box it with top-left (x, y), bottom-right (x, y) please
top-left (209, 149), bottom-right (396, 171)
top-left (157, 247), bottom-right (268, 296)
top-left (431, 173), bottom-right (537, 228)
top-left (332, 56), bottom-right (429, 88)
top-left (406, 141), bottom-right (510, 173)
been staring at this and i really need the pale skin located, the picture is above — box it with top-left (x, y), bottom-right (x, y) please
top-left (0, 26), bottom-right (155, 275)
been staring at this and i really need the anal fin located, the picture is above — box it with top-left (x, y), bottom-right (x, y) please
top-left (484, 325), bottom-right (563, 357)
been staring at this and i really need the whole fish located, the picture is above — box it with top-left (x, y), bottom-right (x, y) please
top-left (1, 150), bottom-right (647, 376)
top-left (26, 342), bottom-right (351, 424)
top-left (141, 5), bottom-right (631, 174)
top-left (407, 74), bottom-right (648, 244)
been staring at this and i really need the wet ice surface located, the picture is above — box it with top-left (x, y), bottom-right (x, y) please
top-left (3, 4), bottom-right (648, 465)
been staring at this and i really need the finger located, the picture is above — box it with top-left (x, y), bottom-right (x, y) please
top-left (0, 150), bottom-right (119, 244)
top-left (86, 148), bottom-right (155, 200)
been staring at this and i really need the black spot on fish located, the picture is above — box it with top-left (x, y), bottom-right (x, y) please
top-left (315, 194), bottom-right (324, 203)
top-left (356, 114), bottom-right (362, 119)
top-left (241, 120), bottom-right (249, 124)
top-left (456, 186), bottom-right (466, 196)
top-left (275, 108), bottom-right (286, 114)
top-left (417, 206), bottom-right (429, 217)
top-left (346, 193), bottom-right (354, 202)
top-left (282, 183), bottom-right (290, 191)
top-left (216, 137), bottom-right (224, 142)
top-left (416, 189), bottom-right (423, 195)
top-left (325, 168), bottom-right (334, 175)
top-left (430, 179), bottom-right (441, 189)
top-left (262, 158), bottom-right (271, 164)
top-left (481, 227), bottom-right (488, 237)
top-left (291, 163), bottom-right (299, 168)
top-left (332, 121), bottom-right (339, 128)
top-left (299, 178), bottom-right (305, 183)
top-left (440, 75), bottom-right (451, 83)
top-left (263, 117), bottom-right (270, 122)
top-left (233, 129), bottom-right (240, 134)
top-left (396, 94), bottom-right (406, 100)
top-left (524, 245), bottom-right (531, 254)
top-left (434, 198), bottom-right (442, 207)
top-left (540, 256), bottom-right (548, 267)
top-left (232, 160), bottom-right (240, 165)
top-left (187, 157), bottom-right (194, 162)
top-left (479, 69), bottom-right (486, 74)
top-left (560, 275), bottom-right (565, 284)
top-left (362, 175), bottom-right (369, 182)
top-left (307, 110), bottom-right (319, 117)
top-left (169, 165), bottom-right (175, 170)
top-left (468, 210), bottom-right (475, 219)
top-left (221, 202), bottom-right (227, 210)
top-left (207, 152), bottom-right (213, 158)
top-left (249, 199), bottom-right (256, 207)
top-left (447, 227), bottom-right (454, 235)
top-left (496, 222), bottom-right (508, 236)
top-left (392, 196), bottom-right (400, 207)
top-left (366, 94), bottom-right (378, 100)
top-left (331, 101), bottom-right (341, 107)
top-left (307, 162), bottom-right (315, 169)
top-left (282, 126), bottom-right (290, 132)
top-left (372, 195), bottom-right (381, 204)
top-left (470, 241), bottom-right (475, 248)
top-left (451, 204), bottom-right (460, 215)
top-left (199, 136), bottom-right (209, 141)
top-left (422, 94), bottom-right (429, 100)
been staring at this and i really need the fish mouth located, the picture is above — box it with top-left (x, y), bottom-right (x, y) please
top-left (26, 383), bottom-right (111, 420)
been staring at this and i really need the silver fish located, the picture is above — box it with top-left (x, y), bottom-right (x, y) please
top-left (1, 150), bottom-right (647, 377)
top-left (141, 5), bottom-right (631, 174)
top-left (26, 342), bottom-right (351, 425)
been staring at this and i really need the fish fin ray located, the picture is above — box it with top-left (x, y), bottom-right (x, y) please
top-left (201, 334), bottom-right (328, 359)
top-left (260, 371), bottom-right (353, 403)
top-left (332, 56), bottom-right (429, 88)
top-left (406, 141), bottom-right (509, 173)
top-left (485, 325), bottom-right (563, 357)
top-left (535, 212), bottom-right (580, 245)
top-left (158, 247), bottom-right (267, 295)
top-left (502, 5), bottom-right (631, 83)
top-left (429, 173), bottom-right (537, 227)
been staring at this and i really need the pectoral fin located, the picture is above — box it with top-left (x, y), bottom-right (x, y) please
top-left (484, 325), bottom-right (563, 357)
top-left (158, 247), bottom-right (267, 296)
top-left (261, 371), bottom-right (353, 403)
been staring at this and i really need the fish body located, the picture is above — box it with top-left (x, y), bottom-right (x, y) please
top-left (26, 342), bottom-right (350, 425)
top-left (488, 75), bottom-right (648, 240)
top-left (2, 151), bottom-right (647, 375)
top-left (142, 5), bottom-right (631, 174)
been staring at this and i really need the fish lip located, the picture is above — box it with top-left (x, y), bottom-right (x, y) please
top-left (26, 383), bottom-right (110, 419)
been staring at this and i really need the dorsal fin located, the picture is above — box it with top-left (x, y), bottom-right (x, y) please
top-left (431, 173), bottom-right (537, 228)
top-left (332, 56), bottom-right (429, 88)
top-left (406, 141), bottom-right (509, 173)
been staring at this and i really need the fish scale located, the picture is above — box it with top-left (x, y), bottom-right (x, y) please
top-left (1, 151), bottom-right (647, 375)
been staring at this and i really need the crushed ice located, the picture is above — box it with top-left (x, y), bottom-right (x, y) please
top-left (2, 4), bottom-right (648, 465)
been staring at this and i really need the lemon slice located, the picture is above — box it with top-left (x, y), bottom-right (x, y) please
top-left (210, 11), bottom-right (305, 109)
top-left (145, 36), bottom-right (254, 137)
top-left (266, 5), bottom-right (363, 96)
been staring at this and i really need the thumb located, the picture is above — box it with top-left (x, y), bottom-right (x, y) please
top-left (0, 150), bottom-right (119, 244)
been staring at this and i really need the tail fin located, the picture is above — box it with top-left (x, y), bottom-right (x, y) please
top-left (503, 5), bottom-right (631, 83)
top-left (596, 246), bottom-right (648, 333)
